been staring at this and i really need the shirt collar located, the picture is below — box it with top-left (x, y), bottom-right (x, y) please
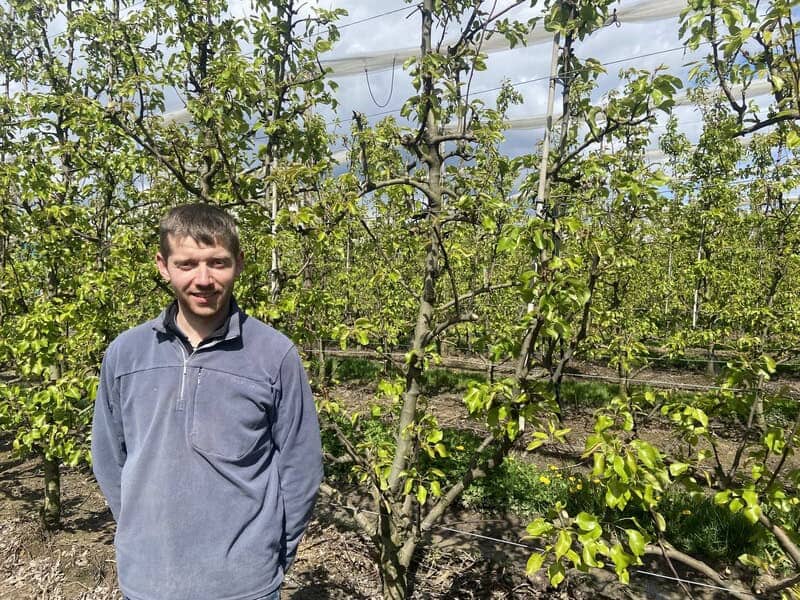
top-left (156, 298), bottom-right (241, 347)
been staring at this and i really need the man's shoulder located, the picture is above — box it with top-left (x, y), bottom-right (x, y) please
top-left (239, 312), bottom-right (295, 358)
top-left (109, 316), bottom-right (161, 349)
top-left (102, 316), bottom-right (164, 370)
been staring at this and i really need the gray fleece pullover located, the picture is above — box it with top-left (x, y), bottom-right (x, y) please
top-left (91, 304), bottom-right (322, 600)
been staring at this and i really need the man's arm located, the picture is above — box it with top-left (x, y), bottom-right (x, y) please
top-left (273, 346), bottom-right (323, 569)
top-left (91, 344), bottom-right (126, 521)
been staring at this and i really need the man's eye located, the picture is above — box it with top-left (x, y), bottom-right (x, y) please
top-left (211, 260), bottom-right (229, 268)
top-left (177, 263), bottom-right (195, 270)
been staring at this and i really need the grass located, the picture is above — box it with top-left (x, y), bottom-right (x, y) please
top-left (460, 454), bottom-right (762, 563)
top-left (331, 357), bottom-right (383, 382)
top-left (460, 456), bottom-right (571, 518)
top-left (657, 493), bottom-right (760, 560)
top-left (559, 380), bottom-right (618, 409)
top-left (321, 357), bottom-right (486, 393)
top-left (420, 368), bottom-right (486, 394)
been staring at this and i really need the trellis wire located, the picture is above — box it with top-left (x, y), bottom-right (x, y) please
top-left (328, 502), bottom-right (747, 596)
top-left (309, 345), bottom-right (800, 399)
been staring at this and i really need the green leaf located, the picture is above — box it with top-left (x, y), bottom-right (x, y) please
top-left (742, 505), bottom-right (761, 525)
top-left (669, 462), bottom-right (689, 477)
top-left (554, 529), bottom-right (572, 558)
top-left (613, 456), bottom-right (628, 482)
top-left (742, 489), bottom-right (759, 508)
top-left (636, 443), bottom-right (659, 469)
top-left (548, 560), bottom-right (566, 587)
top-left (654, 512), bottom-right (666, 532)
top-left (594, 414), bottom-right (613, 433)
top-left (787, 129), bottom-right (800, 149)
top-left (575, 512), bottom-right (599, 532)
top-left (426, 429), bottom-right (443, 444)
top-left (416, 484), bottom-right (428, 505)
top-left (527, 518), bottom-right (553, 537)
top-left (609, 543), bottom-right (632, 577)
top-left (764, 429), bottom-right (785, 454)
top-left (592, 452), bottom-right (605, 477)
top-left (626, 529), bottom-right (646, 556)
top-left (526, 552), bottom-right (545, 575)
top-left (714, 490), bottom-right (731, 505)
top-left (729, 497), bottom-right (744, 513)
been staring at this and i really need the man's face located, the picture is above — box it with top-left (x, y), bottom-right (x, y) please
top-left (156, 234), bottom-right (243, 323)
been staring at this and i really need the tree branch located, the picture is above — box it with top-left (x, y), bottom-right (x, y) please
top-left (437, 282), bottom-right (515, 312)
top-left (709, 5), bottom-right (746, 119)
top-left (430, 132), bottom-right (477, 145)
top-left (734, 111), bottom-right (800, 137)
top-left (759, 511), bottom-right (800, 569)
top-left (362, 176), bottom-right (433, 199)
top-left (106, 112), bottom-right (204, 199)
top-left (764, 571), bottom-right (800, 595)
top-left (319, 482), bottom-right (377, 540)
top-left (549, 113), bottom-right (654, 179)
top-left (424, 312), bottom-right (480, 346)
top-left (551, 252), bottom-right (599, 384)
top-left (643, 544), bottom-right (756, 600)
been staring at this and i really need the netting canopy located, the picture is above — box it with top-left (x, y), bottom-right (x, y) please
top-left (320, 0), bottom-right (688, 77)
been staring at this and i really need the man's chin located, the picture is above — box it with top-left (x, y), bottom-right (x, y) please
top-left (180, 296), bottom-right (226, 318)
top-left (190, 304), bottom-right (223, 316)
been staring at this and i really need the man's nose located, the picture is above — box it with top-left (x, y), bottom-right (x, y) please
top-left (195, 264), bottom-right (213, 285)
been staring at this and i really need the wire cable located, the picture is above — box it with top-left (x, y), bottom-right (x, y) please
top-left (308, 5), bottom-right (413, 39)
top-left (364, 58), bottom-right (396, 109)
top-left (337, 41), bottom-right (717, 125)
top-left (631, 570), bottom-right (749, 595)
top-left (326, 501), bottom-right (756, 596)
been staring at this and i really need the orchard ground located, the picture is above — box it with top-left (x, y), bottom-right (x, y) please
top-left (2, 368), bottom-right (794, 599)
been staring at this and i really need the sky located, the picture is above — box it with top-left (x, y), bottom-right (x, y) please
top-left (294, 0), bottom-right (712, 161)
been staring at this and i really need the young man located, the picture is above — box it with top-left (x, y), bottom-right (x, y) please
top-left (91, 203), bottom-right (322, 600)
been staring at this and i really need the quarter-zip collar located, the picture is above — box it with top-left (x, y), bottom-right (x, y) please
top-left (154, 298), bottom-right (243, 350)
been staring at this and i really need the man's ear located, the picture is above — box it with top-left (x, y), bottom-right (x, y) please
top-left (156, 252), bottom-right (170, 282)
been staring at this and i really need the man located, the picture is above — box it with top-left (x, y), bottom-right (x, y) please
top-left (92, 203), bottom-right (322, 600)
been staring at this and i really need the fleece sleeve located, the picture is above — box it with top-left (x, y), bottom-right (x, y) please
top-left (91, 343), bottom-right (126, 521)
top-left (273, 346), bottom-right (323, 570)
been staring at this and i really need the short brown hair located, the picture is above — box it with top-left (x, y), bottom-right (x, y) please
top-left (159, 203), bottom-right (240, 258)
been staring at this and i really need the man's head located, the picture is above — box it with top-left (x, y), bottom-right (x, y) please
top-left (156, 203), bottom-right (244, 332)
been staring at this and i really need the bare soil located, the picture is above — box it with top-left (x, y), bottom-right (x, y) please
top-left (2, 369), bottom-right (783, 599)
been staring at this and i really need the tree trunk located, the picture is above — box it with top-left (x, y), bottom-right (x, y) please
top-left (379, 544), bottom-right (410, 600)
top-left (376, 506), bottom-right (416, 600)
top-left (706, 342), bottom-right (717, 377)
top-left (754, 380), bottom-right (766, 432)
top-left (316, 337), bottom-right (327, 383)
top-left (41, 456), bottom-right (61, 530)
top-left (692, 225), bottom-right (706, 329)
